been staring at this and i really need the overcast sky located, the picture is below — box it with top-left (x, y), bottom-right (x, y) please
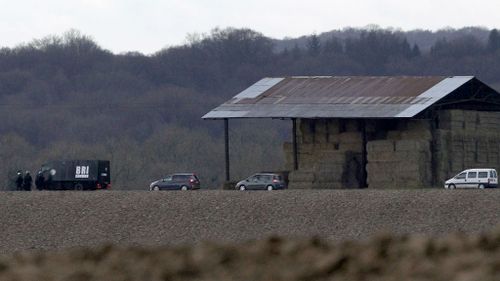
top-left (1, 0), bottom-right (499, 54)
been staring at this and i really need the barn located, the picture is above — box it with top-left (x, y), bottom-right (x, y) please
top-left (203, 76), bottom-right (500, 189)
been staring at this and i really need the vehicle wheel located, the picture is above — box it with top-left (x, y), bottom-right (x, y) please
top-left (180, 185), bottom-right (188, 191)
top-left (239, 185), bottom-right (246, 191)
top-left (449, 184), bottom-right (456, 189)
top-left (478, 184), bottom-right (485, 189)
top-left (266, 185), bottom-right (273, 191)
top-left (152, 185), bottom-right (160, 191)
top-left (74, 183), bottom-right (84, 191)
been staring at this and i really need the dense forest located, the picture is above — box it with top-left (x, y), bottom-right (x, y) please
top-left (1, 26), bottom-right (500, 189)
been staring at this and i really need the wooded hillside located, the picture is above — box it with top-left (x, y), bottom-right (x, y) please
top-left (1, 27), bottom-right (499, 189)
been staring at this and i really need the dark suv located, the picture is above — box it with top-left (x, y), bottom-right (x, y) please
top-left (149, 173), bottom-right (200, 191)
top-left (235, 173), bottom-right (287, 191)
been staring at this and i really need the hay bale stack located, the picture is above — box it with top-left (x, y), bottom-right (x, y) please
top-left (435, 110), bottom-right (500, 183)
top-left (288, 171), bottom-right (315, 189)
top-left (367, 139), bottom-right (431, 189)
top-left (286, 110), bottom-right (500, 189)
top-left (402, 120), bottom-right (432, 140)
top-left (314, 120), bottom-right (329, 144)
top-left (439, 110), bottom-right (465, 130)
top-left (298, 119), bottom-right (313, 144)
top-left (287, 119), bottom-right (365, 189)
top-left (283, 142), bottom-right (293, 171)
top-left (478, 111), bottom-right (500, 131)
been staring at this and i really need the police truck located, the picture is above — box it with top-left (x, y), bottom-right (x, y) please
top-left (39, 160), bottom-right (111, 190)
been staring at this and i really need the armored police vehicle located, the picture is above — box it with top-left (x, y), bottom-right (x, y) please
top-left (39, 160), bottom-right (111, 190)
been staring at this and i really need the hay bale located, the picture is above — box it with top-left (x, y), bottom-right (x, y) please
top-left (407, 119), bottom-right (431, 132)
top-left (464, 111), bottom-right (479, 123)
top-left (435, 130), bottom-right (452, 147)
top-left (326, 119), bottom-right (340, 134)
top-left (450, 162), bottom-right (464, 172)
top-left (398, 161), bottom-right (430, 173)
top-left (317, 183), bottom-right (344, 189)
top-left (367, 140), bottom-right (395, 153)
top-left (314, 120), bottom-right (328, 144)
top-left (395, 140), bottom-right (431, 152)
top-left (366, 162), bottom-right (398, 176)
top-left (399, 151), bottom-right (431, 162)
top-left (299, 119), bottom-right (314, 143)
top-left (488, 153), bottom-right (499, 164)
top-left (288, 182), bottom-right (312, 189)
top-left (314, 151), bottom-right (346, 164)
top-left (477, 153), bottom-right (489, 163)
top-left (298, 144), bottom-right (314, 154)
top-left (289, 171), bottom-right (315, 183)
top-left (442, 120), bottom-right (466, 130)
top-left (340, 142), bottom-right (363, 152)
top-left (478, 111), bottom-right (500, 121)
top-left (367, 151), bottom-right (396, 162)
top-left (396, 179), bottom-right (427, 188)
top-left (314, 171), bottom-right (343, 183)
top-left (386, 131), bottom-right (402, 140)
top-left (338, 132), bottom-right (363, 143)
top-left (439, 109), bottom-right (465, 123)
top-left (315, 143), bottom-right (339, 151)
top-left (298, 158), bottom-right (319, 168)
top-left (367, 179), bottom-right (396, 189)
top-left (314, 159), bottom-right (345, 170)
top-left (327, 136), bottom-right (341, 145)
top-left (401, 129), bottom-right (432, 140)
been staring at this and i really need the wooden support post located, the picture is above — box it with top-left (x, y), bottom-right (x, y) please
top-left (430, 115), bottom-right (438, 187)
top-left (292, 118), bottom-right (299, 170)
top-left (361, 120), bottom-right (368, 188)
top-left (224, 118), bottom-right (230, 181)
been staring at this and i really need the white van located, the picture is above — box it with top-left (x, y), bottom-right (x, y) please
top-left (444, 169), bottom-right (498, 189)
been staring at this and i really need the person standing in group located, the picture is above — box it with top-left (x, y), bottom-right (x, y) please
top-left (15, 170), bottom-right (23, 191)
top-left (23, 171), bottom-right (32, 191)
top-left (35, 171), bottom-right (45, 191)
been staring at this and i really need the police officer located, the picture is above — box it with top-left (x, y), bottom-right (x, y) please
top-left (35, 171), bottom-right (45, 191)
top-left (15, 170), bottom-right (23, 191)
top-left (23, 171), bottom-right (32, 191)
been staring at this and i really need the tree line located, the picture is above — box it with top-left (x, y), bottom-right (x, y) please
top-left (0, 27), bottom-right (499, 189)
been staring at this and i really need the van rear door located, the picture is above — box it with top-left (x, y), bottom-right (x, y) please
top-left (97, 161), bottom-right (111, 188)
top-left (490, 170), bottom-right (498, 187)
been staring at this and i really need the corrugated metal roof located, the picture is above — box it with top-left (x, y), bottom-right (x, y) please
top-left (202, 76), bottom-right (476, 119)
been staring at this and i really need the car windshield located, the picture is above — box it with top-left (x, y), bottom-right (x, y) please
top-left (455, 173), bottom-right (466, 179)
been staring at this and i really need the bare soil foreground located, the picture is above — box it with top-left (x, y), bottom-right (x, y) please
top-left (0, 190), bottom-right (500, 280)
top-left (1, 190), bottom-right (500, 254)
top-left (1, 230), bottom-right (500, 281)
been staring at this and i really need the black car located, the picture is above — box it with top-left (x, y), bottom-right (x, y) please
top-left (149, 173), bottom-right (200, 191)
top-left (235, 173), bottom-right (287, 191)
